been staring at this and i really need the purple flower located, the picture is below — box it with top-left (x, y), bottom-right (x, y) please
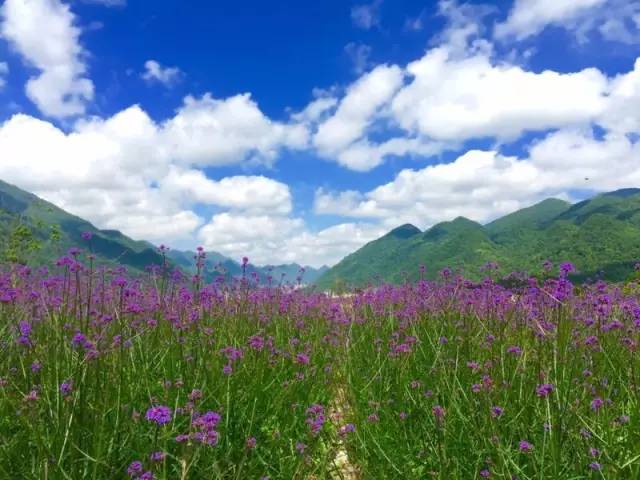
top-left (81, 231), bottom-right (93, 241)
top-left (71, 332), bottom-right (87, 348)
top-left (295, 353), bottom-right (310, 365)
top-left (491, 406), bottom-right (504, 418)
top-left (193, 411), bottom-right (221, 430)
top-left (127, 461), bottom-right (143, 477)
top-left (432, 405), bottom-right (445, 420)
top-left (295, 442), bottom-right (306, 454)
top-left (519, 440), bottom-right (533, 453)
top-left (246, 436), bottom-right (257, 449)
top-left (506, 345), bottom-right (522, 355)
top-left (140, 472), bottom-right (155, 480)
top-left (560, 262), bottom-right (575, 276)
top-left (188, 389), bottom-right (203, 401)
top-left (222, 364), bottom-right (233, 375)
top-left (60, 381), bottom-right (73, 396)
top-left (338, 423), bottom-right (356, 436)
top-left (589, 462), bottom-right (602, 471)
top-left (145, 405), bottom-right (172, 426)
top-left (150, 451), bottom-right (165, 462)
top-left (480, 469), bottom-right (491, 478)
top-left (536, 383), bottom-right (554, 398)
top-left (591, 397), bottom-right (604, 412)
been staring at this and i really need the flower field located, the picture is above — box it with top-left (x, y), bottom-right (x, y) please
top-left (1, 252), bottom-right (640, 479)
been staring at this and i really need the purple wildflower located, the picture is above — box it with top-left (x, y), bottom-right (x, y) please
top-left (127, 461), bottom-right (143, 477)
top-left (536, 383), bottom-right (554, 398)
top-left (145, 405), bottom-right (172, 426)
top-left (491, 406), bottom-right (504, 418)
top-left (150, 451), bottom-right (165, 462)
top-left (591, 397), bottom-right (604, 412)
top-left (519, 440), bottom-right (533, 453)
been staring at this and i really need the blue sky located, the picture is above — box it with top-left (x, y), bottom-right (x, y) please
top-left (0, 0), bottom-right (639, 266)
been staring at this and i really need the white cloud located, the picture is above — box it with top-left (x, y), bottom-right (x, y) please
top-left (600, 59), bottom-right (640, 134)
top-left (391, 46), bottom-right (608, 141)
top-left (0, 0), bottom-right (94, 118)
top-left (0, 61), bottom-right (7, 87)
top-left (344, 43), bottom-right (372, 74)
top-left (142, 60), bottom-right (183, 87)
top-left (163, 93), bottom-right (308, 167)
top-left (494, 0), bottom-right (640, 43)
top-left (160, 169), bottom-right (293, 215)
top-left (81, 0), bottom-right (126, 6)
top-left (291, 95), bottom-right (338, 124)
top-left (314, 129), bottom-right (640, 230)
top-left (0, 91), bottom-right (306, 244)
top-left (303, 10), bottom-right (626, 171)
top-left (198, 213), bottom-right (384, 267)
top-left (313, 64), bottom-right (404, 169)
top-left (495, 0), bottom-right (605, 40)
top-left (433, 0), bottom-right (495, 56)
top-left (351, 0), bottom-right (382, 30)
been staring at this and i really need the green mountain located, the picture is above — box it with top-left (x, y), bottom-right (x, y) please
top-left (317, 189), bottom-right (640, 288)
top-left (0, 179), bottom-right (164, 271)
top-left (0, 179), bottom-right (329, 284)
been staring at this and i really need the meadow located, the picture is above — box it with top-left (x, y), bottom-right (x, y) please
top-left (1, 248), bottom-right (640, 479)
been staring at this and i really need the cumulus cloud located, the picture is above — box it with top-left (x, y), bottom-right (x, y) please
top-left (198, 214), bottom-right (385, 267)
top-left (312, 64), bottom-right (404, 170)
top-left (351, 0), bottom-right (382, 30)
top-left (160, 169), bottom-right (293, 215)
top-left (0, 0), bottom-right (94, 118)
top-left (314, 129), bottom-right (640, 230)
top-left (306, 41), bottom-right (617, 170)
top-left (142, 60), bottom-right (183, 87)
top-left (494, 0), bottom-right (640, 43)
top-left (391, 47), bottom-right (608, 141)
top-left (163, 94), bottom-right (308, 167)
top-left (0, 92), bottom-right (305, 244)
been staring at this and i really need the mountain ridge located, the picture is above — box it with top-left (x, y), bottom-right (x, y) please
top-left (0, 179), bottom-right (326, 284)
top-left (316, 189), bottom-right (640, 288)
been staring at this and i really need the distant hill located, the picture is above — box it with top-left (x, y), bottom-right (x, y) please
top-left (0, 179), bottom-right (165, 271)
top-left (316, 189), bottom-right (640, 288)
top-left (0, 179), bottom-right (328, 284)
top-left (166, 249), bottom-right (328, 285)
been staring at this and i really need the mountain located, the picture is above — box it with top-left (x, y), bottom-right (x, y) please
top-left (0, 179), bottom-right (329, 284)
top-left (166, 249), bottom-right (328, 285)
top-left (0, 179), bottom-right (164, 271)
top-left (316, 189), bottom-right (640, 288)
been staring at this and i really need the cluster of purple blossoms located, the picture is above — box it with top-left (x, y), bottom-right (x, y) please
top-left (127, 460), bottom-right (155, 479)
top-left (536, 383), bottom-right (554, 398)
top-left (338, 423), bottom-right (356, 436)
top-left (145, 405), bottom-right (172, 426)
top-left (432, 405), bottom-right (446, 423)
top-left (519, 440), bottom-right (533, 453)
top-left (190, 410), bottom-right (222, 446)
top-left (305, 404), bottom-right (326, 436)
top-left (490, 406), bottom-right (504, 418)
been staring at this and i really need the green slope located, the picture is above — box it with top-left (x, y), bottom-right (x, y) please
top-left (0, 179), bottom-right (164, 271)
top-left (317, 189), bottom-right (640, 288)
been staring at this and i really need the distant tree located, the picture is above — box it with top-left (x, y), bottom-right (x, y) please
top-left (2, 217), bottom-right (41, 264)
